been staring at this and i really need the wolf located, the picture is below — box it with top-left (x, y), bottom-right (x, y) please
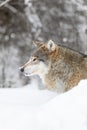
top-left (19, 40), bottom-right (87, 93)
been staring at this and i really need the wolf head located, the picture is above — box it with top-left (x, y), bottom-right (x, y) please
top-left (19, 40), bottom-right (57, 78)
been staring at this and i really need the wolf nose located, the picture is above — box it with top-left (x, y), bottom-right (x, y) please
top-left (20, 67), bottom-right (24, 72)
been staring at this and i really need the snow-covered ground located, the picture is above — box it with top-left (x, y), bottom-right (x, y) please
top-left (0, 79), bottom-right (87, 130)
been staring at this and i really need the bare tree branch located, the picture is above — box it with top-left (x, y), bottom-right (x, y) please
top-left (5, 3), bottom-right (17, 13)
top-left (0, 0), bottom-right (10, 7)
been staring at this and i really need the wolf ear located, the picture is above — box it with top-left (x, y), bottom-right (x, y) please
top-left (47, 40), bottom-right (56, 51)
top-left (33, 41), bottom-right (43, 48)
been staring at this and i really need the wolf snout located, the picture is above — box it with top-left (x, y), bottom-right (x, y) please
top-left (19, 67), bottom-right (24, 72)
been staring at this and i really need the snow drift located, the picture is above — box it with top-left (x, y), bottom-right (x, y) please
top-left (0, 79), bottom-right (87, 130)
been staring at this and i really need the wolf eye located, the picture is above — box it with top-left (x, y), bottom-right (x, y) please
top-left (33, 57), bottom-right (37, 61)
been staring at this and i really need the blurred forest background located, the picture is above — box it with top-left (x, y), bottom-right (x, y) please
top-left (0, 0), bottom-right (87, 88)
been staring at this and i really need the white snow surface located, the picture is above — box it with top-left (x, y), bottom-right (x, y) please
top-left (0, 79), bottom-right (87, 130)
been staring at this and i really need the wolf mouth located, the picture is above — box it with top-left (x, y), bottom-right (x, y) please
top-left (24, 71), bottom-right (36, 76)
top-left (24, 72), bottom-right (31, 76)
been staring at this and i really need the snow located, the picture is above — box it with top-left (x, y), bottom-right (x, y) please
top-left (38, 80), bottom-right (87, 130)
top-left (0, 79), bottom-right (87, 130)
top-left (0, 78), bottom-right (56, 130)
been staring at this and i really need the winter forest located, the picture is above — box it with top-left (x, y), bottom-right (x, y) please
top-left (0, 1), bottom-right (87, 130)
top-left (0, 0), bottom-right (87, 88)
